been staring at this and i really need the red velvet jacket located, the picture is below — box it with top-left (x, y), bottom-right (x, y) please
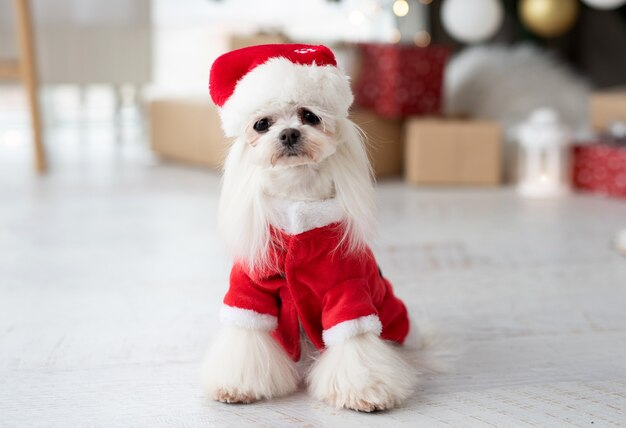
top-left (219, 200), bottom-right (410, 361)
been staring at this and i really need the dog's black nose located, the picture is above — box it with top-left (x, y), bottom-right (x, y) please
top-left (279, 128), bottom-right (301, 147)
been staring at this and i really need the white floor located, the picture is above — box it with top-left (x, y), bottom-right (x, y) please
top-left (1, 104), bottom-right (626, 426)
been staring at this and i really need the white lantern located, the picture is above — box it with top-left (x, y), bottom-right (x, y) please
top-left (517, 108), bottom-right (571, 197)
top-left (441, 0), bottom-right (504, 43)
top-left (581, 0), bottom-right (626, 10)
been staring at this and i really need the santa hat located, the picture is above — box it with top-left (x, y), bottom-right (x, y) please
top-left (209, 44), bottom-right (354, 137)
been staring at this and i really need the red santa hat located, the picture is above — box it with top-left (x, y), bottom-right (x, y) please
top-left (209, 44), bottom-right (354, 137)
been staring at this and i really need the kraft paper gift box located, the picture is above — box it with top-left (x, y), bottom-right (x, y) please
top-left (404, 118), bottom-right (502, 185)
top-left (351, 109), bottom-right (404, 178)
top-left (149, 97), bottom-right (230, 169)
top-left (590, 90), bottom-right (626, 133)
top-left (229, 33), bottom-right (289, 51)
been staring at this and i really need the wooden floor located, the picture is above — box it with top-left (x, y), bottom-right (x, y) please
top-left (1, 135), bottom-right (626, 427)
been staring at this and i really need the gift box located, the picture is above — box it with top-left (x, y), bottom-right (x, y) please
top-left (354, 43), bottom-right (449, 119)
top-left (350, 109), bottom-right (404, 178)
top-left (572, 143), bottom-right (626, 198)
top-left (590, 91), bottom-right (626, 133)
top-left (229, 33), bottom-right (289, 51)
top-left (404, 118), bottom-right (502, 185)
top-left (149, 97), bottom-right (231, 168)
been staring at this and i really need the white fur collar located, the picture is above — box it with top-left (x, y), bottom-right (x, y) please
top-left (269, 197), bottom-right (344, 235)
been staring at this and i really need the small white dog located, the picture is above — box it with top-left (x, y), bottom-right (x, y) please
top-left (203, 44), bottom-right (417, 412)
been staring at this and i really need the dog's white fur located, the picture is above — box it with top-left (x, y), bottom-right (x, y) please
top-left (203, 58), bottom-right (417, 411)
top-left (202, 325), bottom-right (299, 403)
top-left (217, 115), bottom-right (376, 271)
top-left (217, 57), bottom-right (355, 138)
top-left (308, 332), bottom-right (416, 411)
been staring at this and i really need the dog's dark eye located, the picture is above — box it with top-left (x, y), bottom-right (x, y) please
top-left (253, 118), bottom-right (271, 133)
top-left (301, 109), bottom-right (321, 125)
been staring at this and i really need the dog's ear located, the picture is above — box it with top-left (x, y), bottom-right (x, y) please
top-left (327, 118), bottom-right (376, 252)
top-left (218, 137), bottom-right (273, 270)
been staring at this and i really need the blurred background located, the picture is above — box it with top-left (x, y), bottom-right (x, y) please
top-left (0, 0), bottom-right (625, 191)
top-left (2, 1), bottom-right (626, 425)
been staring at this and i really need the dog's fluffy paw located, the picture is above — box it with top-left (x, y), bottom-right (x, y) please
top-left (203, 326), bottom-right (299, 403)
top-left (325, 384), bottom-right (402, 412)
top-left (308, 332), bottom-right (417, 412)
top-left (215, 387), bottom-right (258, 404)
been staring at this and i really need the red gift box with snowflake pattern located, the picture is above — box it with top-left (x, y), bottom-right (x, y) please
top-left (572, 144), bottom-right (626, 198)
top-left (353, 43), bottom-right (449, 119)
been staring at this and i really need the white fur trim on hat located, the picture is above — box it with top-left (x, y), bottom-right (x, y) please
top-left (219, 304), bottom-right (278, 331)
top-left (322, 315), bottom-right (383, 347)
top-left (218, 57), bottom-right (354, 137)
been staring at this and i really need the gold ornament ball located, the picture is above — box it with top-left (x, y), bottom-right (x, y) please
top-left (519, 0), bottom-right (579, 38)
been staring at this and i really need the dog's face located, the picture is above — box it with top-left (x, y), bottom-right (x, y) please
top-left (243, 105), bottom-right (337, 168)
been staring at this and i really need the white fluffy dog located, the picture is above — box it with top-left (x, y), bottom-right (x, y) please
top-left (202, 44), bottom-right (417, 412)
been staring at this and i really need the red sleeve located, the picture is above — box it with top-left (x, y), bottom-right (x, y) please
top-left (220, 264), bottom-right (280, 331)
top-left (321, 278), bottom-right (379, 332)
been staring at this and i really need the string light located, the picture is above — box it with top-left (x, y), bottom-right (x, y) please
top-left (390, 28), bottom-right (402, 43)
top-left (393, 0), bottom-right (410, 17)
top-left (414, 30), bottom-right (431, 47)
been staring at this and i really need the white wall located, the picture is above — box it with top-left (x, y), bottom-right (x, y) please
top-left (151, 0), bottom-right (399, 93)
top-left (0, 0), bottom-right (151, 85)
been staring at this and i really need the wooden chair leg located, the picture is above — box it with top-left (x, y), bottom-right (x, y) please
top-left (14, 0), bottom-right (46, 173)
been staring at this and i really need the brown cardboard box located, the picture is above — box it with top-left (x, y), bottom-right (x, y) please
top-left (351, 109), bottom-right (404, 178)
top-left (148, 100), bottom-right (403, 177)
top-left (404, 118), bottom-right (502, 185)
top-left (590, 91), bottom-right (626, 132)
top-left (229, 33), bottom-right (289, 51)
top-left (149, 97), bottom-right (231, 169)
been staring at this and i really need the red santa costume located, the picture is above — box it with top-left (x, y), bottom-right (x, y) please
top-left (209, 44), bottom-right (410, 361)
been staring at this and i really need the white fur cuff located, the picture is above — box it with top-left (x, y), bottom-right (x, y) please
top-left (322, 315), bottom-right (383, 347)
top-left (219, 305), bottom-right (278, 332)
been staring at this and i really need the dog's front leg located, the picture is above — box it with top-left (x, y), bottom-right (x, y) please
top-left (307, 332), bottom-right (416, 412)
top-left (202, 325), bottom-right (299, 404)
